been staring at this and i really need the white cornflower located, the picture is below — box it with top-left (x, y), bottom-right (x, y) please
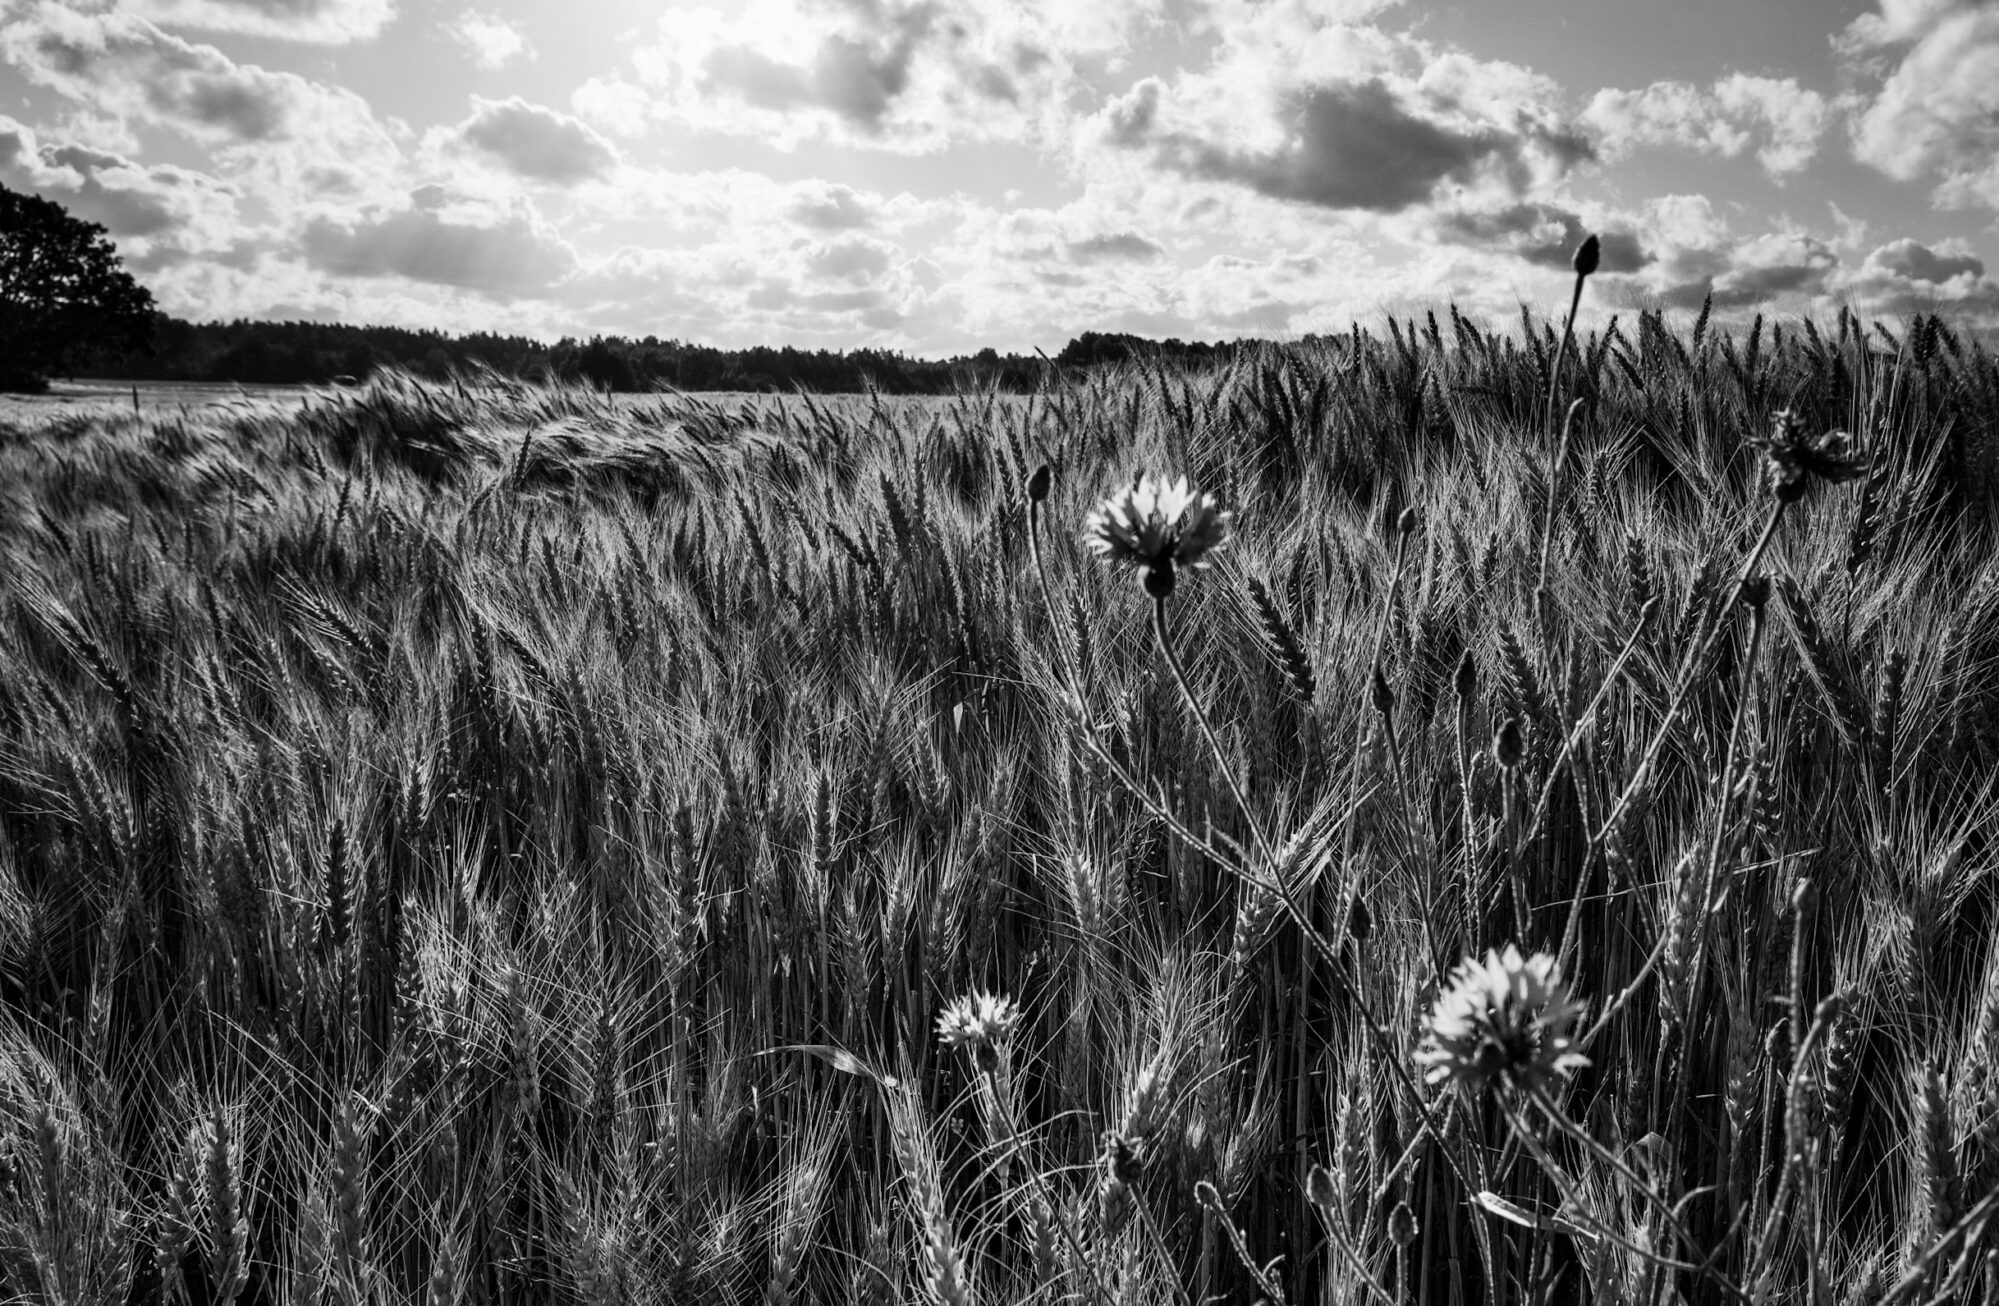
top-left (1417, 945), bottom-right (1589, 1097)
top-left (1082, 475), bottom-right (1233, 595)
top-left (936, 992), bottom-right (1022, 1054)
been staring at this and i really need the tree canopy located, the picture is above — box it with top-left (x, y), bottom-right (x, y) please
top-left (0, 184), bottom-right (156, 391)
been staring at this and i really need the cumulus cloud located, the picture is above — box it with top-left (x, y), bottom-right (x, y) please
top-left (126, 0), bottom-right (393, 44)
top-left (448, 10), bottom-right (530, 70)
top-left (570, 76), bottom-right (651, 139)
top-left (1850, 238), bottom-right (1999, 315)
top-left (1585, 74), bottom-right (1831, 176)
top-left (1093, 9), bottom-right (1590, 216)
top-left (789, 182), bottom-right (874, 231)
top-left (1864, 237), bottom-right (1985, 284)
top-left (1588, 199), bottom-right (1989, 322)
top-left (0, 113), bottom-right (241, 256)
top-left (1067, 232), bottom-right (1164, 263)
top-left (0, 4), bottom-right (402, 202)
top-left (444, 96), bottom-right (617, 184)
top-left (5, 6), bottom-right (294, 141)
top-left (1842, 0), bottom-right (1999, 208)
top-left (1704, 232), bottom-right (1840, 307)
top-left (302, 189), bottom-right (579, 295)
top-left (805, 236), bottom-right (896, 282)
top-left (1435, 203), bottom-right (1648, 273)
top-left (1152, 78), bottom-right (1584, 212)
top-left (616, 0), bottom-right (1158, 150)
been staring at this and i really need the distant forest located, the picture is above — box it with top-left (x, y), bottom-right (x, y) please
top-left (84, 315), bottom-right (1263, 393)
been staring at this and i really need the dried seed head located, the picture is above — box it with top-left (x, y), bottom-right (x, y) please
top-left (1573, 234), bottom-right (1601, 278)
top-left (1754, 408), bottom-right (1867, 502)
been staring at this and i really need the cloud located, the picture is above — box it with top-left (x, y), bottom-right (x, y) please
top-left (1584, 74), bottom-right (1831, 176)
top-left (1117, 76), bottom-right (1589, 214)
top-left (1435, 203), bottom-right (1648, 272)
top-left (571, 77), bottom-right (651, 139)
top-left (1850, 238), bottom-right (1999, 315)
top-left (1706, 232), bottom-right (1840, 306)
top-left (805, 237), bottom-right (895, 282)
top-left (788, 182), bottom-right (874, 231)
top-left (1840, 0), bottom-right (1967, 49)
top-left (448, 10), bottom-right (531, 71)
top-left (0, 114), bottom-right (242, 260)
top-left (0, 4), bottom-right (402, 202)
top-left (125, 0), bottom-right (393, 43)
top-left (617, 0), bottom-right (1158, 150)
top-left (701, 25), bottom-right (919, 133)
top-left (4, 7), bottom-right (293, 141)
top-left (1092, 9), bottom-right (1590, 217)
top-left (302, 189), bottom-right (579, 295)
top-left (1616, 206), bottom-right (1888, 315)
top-left (1067, 232), bottom-right (1165, 263)
top-left (446, 96), bottom-right (617, 184)
top-left (1843, 0), bottom-right (1999, 208)
top-left (1864, 237), bottom-right (1984, 284)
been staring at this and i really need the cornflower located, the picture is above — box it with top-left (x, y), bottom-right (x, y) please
top-left (1418, 945), bottom-right (1589, 1097)
top-left (1752, 407), bottom-right (1867, 503)
top-left (935, 992), bottom-right (1022, 1056)
top-left (1082, 474), bottom-right (1232, 597)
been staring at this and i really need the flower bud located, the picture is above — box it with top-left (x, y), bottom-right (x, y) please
top-left (1454, 649), bottom-right (1477, 701)
top-left (1739, 576), bottom-right (1771, 610)
top-left (1573, 234), bottom-right (1601, 278)
top-left (1397, 506), bottom-right (1420, 536)
top-left (1027, 463), bottom-right (1051, 503)
top-left (1306, 1164), bottom-right (1339, 1211)
top-left (1370, 666), bottom-right (1395, 717)
top-left (1493, 717), bottom-right (1524, 769)
top-left (1348, 892), bottom-right (1373, 943)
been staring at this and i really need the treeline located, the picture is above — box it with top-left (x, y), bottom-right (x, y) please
top-left (90, 318), bottom-right (1263, 393)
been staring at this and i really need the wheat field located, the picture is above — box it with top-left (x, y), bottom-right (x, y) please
top-left (1, 301), bottom-right (1997, 1305)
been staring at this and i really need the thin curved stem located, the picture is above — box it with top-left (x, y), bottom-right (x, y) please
top-left (1520, 1086), bottom-right (1752, 1305)
top-left (1590, 499), bottom-right (1787, 856)
top-left (1152, 591), bottom-right (1273, 865)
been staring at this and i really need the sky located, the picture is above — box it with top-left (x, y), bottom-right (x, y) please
top-left (2, 0), bottom-right (1997, 355)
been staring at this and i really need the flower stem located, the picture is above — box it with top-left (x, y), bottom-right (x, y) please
top-left (1520, 1085), bottom-right (1751, 1304)
top-left (1151, 591), bottom-right (1273, 864)
top-left (1590, 498), bottom-right (1787, 857)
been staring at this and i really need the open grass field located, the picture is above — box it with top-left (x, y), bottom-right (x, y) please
top-left (0, 381), bottom-right (324, 421)
top-left (1, 303), bottom-right (1998, 1306)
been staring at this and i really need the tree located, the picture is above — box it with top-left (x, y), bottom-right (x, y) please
top-left (0, 184), bottom-right (156, 391)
